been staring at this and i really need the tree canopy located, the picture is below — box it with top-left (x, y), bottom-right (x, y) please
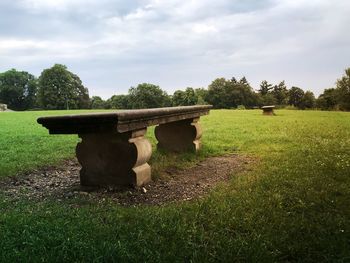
top-left (90, 96), bottom-right (107, 109)
top-left (206, 77), bottom-right (258, 108)
top-left (128, 83), bottom-right (171, 109)
top-left (0, 69), bottom-right (37, 110)
top-left (172, 87), bottom-right (198, 106)
top-left (271, 81), bottom-right (288, 105)
top-left (37, 64), bottom-right (90, 110)
top-left (107, 95), bottom-right (130, 109)
top-left (258, 80), bottom-right (273, 96)
top-left (288, 87), bottom-right (305, 108)
top-left (335, 68), bottom-right (350, 111)
top-left (1, 65), bottom-right (349, 111)
top-left (316, 88), bottom-right (337, 110)
top-left (316, 68), bottom-right (350, 111)
top-left (300, 91), bottom-right (316, 109)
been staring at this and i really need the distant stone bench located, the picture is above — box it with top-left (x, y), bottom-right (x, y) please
top-left (0, 103), bottom-right (7, 111)
top-left (261, 105), bottom-right (275, 115)
top-left (37, 105), bottom-right (212, 187)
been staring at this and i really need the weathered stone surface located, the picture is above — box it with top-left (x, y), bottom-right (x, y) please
top-left (76, 129), bottom-right (152, 187)
top-left (155, 118), bottom-right (202, 152)
top-left (37, 105), bottom-right (212, 134)
top-left (261, 105), bottom-right (275, 115)
top-left (37, 105), bottom-right (212, 187)
top-left (0, 104), bottom-right (7, 111)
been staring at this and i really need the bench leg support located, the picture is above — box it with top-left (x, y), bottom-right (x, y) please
top-left (155, 118), bottom-right (202, 152)
top-left (262, 109), bottom-right (274, 115)
top-left (76, 129), bottom-right (152, 187)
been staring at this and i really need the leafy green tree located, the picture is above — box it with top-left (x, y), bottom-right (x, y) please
top-left (258, 80), bottom-right (276, 106)
top-left (71, 73), bottom-right (90, 109)
top-left (258, 80), bottom-right (273, 96)
top-left (271, 81), bottom-right (289, 105)
top-left (262, 93), bottom-right (277, 106)
top-left (207, 77), bottom-right (258, 108)
top-left (0, 69), bottom-right (37, 110)
top-left (300, 91), bottom-right (316, 109)
top-left (128, 83), bottom-right (171, 109)
top-left (288, 86), bottom-right (305, 108)
top-left (107, 94), bottom-right (130, 109)
top-left (90, 96), bottom-right (108, 109)
top-left (316, 88), bottom-right (338, 110)
top-left (231, 77), bottom-right (238, 83)
top-left (335, 68), bottom-right (350, 111)
top-left (239, 76), bottom-right (250, 87)
top-left (195, 88), bottom-right (208, 105)
top-left (206, 78), bottom-right (233, 108)
top-left (183, 88), bottom-right (198, 105)
top-left (232, 80), bottom-right (259, 108)
top-left (316, 68), bottom-right (350, 111)
top-left (172, 90), bottom-right (186, 106)
top-left (37, 64), bottom-right (90, 110)
top-left (172, 87), bottom-right (198, 106)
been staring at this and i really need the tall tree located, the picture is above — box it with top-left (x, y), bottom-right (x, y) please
top-left (71, 72), bottom-right (90, 109)
top-left (232, 79), bottom-right (259, 108)
top-left (37, 64), bottom-right (90, 110)
top-left (107, 94), bottom-right (130, 109)
top-left (172, 90), bottom-right (186, 106)
top-left (183, 87), bottom-right (198, 105)
top-left (128, 83), bottom-right (171, 109)
top-left (206, 78), bottom-right (233, 108)
top-left (207, 77), bottom-right (258, 108)
top-left (335, 68), bottom-right (350, 111)
top-left (301, 91), bottom-right (316, 109)
top-left (271, 81), bottom-right (289, 105)
top-left (258, 80), bottom-right (273, 96)
top-left (231, 77), bottom-right (238, 83)
top-left (316, 88), bottom-right (338, 110)
top-left (262, 93), bottom-right (277, 106)
top-left (195, 88), bottom-right (208, 105)
top-left (172, 87), bottom-right (198, 106)
top-left (0, 69), bottom-right (37, 110)
top-left (91, 96), bottom-right (107, 109)
top-left (288, 86), bottom-right (305, 108)
top-left (239, 76), bottom-right (250, 87)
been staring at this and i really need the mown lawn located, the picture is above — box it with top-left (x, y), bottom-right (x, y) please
top-left (0, 109), bottom-right (349, 262)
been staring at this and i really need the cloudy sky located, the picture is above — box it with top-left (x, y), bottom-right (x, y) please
top-left (0, 0), bottom-right (349, 98)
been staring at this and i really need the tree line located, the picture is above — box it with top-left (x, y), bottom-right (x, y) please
top-left (0, 64), bottom-right (349, 111)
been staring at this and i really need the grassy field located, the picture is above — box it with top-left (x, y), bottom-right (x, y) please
top-left (0, 109), bottom-right (349, 262)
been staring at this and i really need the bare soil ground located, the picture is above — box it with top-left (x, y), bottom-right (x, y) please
top-left (0, 154), bottom-right (256, 206)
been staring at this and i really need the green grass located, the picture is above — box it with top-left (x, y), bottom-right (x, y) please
top-left (0, 109), bottom-right (350, 262)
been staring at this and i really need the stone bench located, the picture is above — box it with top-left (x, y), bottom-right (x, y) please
top-left (37, 105), bottom-right (212, 187)
top-left (0, 103), bottom-right (7, 111)
top-left (261, 105), bottom-right (275, 115)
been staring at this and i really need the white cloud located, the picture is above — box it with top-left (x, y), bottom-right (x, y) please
top-left (192, 23), bottom-right (217, 34)
top-left (19, 0), bottom-right (89, 11)
top-left (0, 38), bottom-right (47, 51)
top-left (0, 0), bottom-right (349, 98)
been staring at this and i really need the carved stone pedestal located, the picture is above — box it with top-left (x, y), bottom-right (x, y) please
top-left (76, 129), bottom-right (152, 187)
top-left (155, 118), bottom-right (202, 152)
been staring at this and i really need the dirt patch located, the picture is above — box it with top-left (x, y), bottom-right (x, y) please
top-left (0, 154), bottom-right (256, 206)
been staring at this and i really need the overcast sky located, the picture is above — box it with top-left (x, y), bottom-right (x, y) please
top-left (0, 0), bottom-right (349, 98)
